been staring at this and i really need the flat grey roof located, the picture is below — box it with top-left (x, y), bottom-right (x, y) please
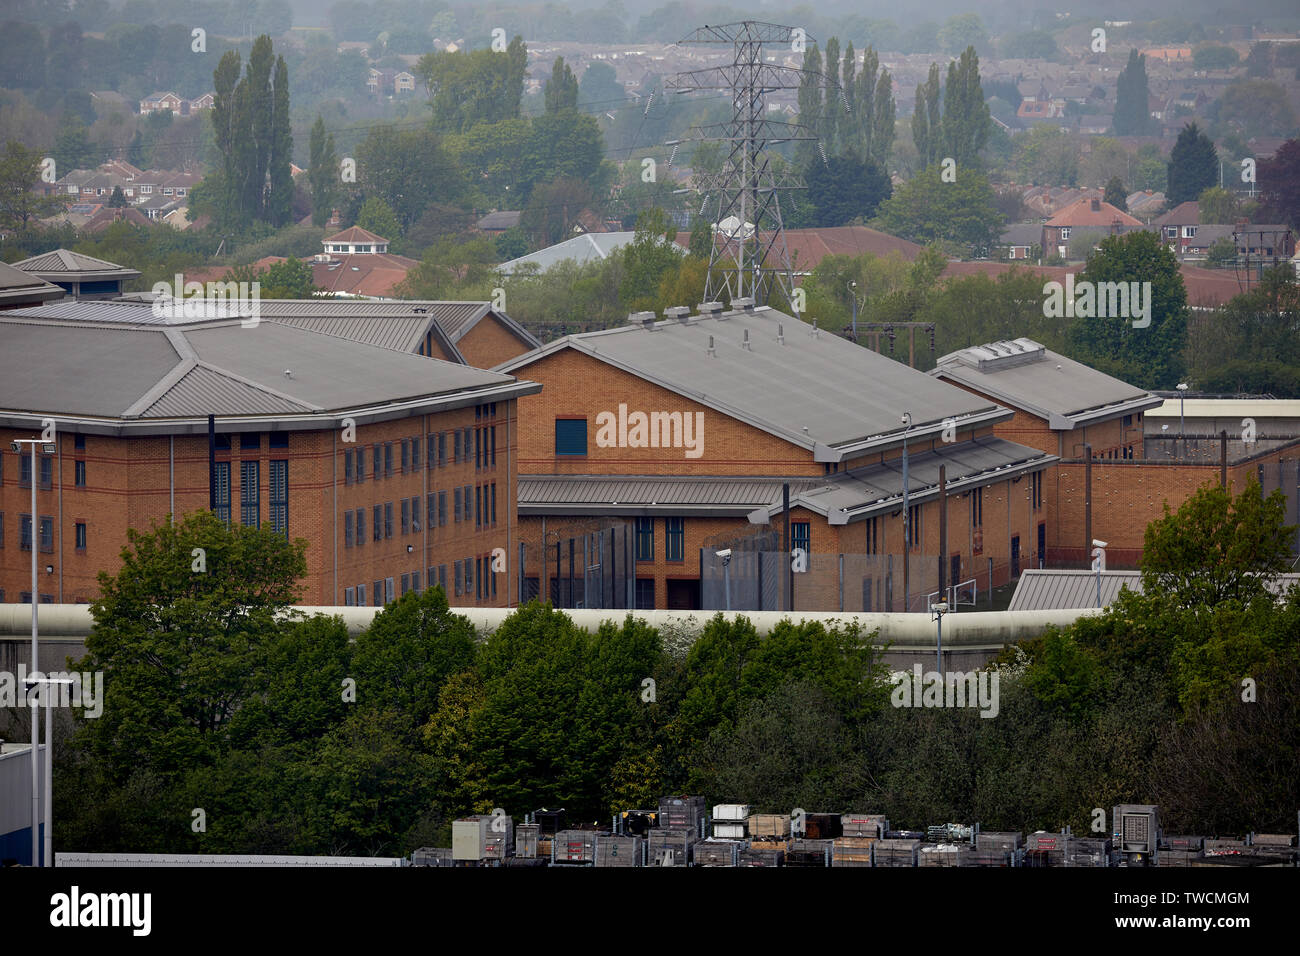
top-left (931, 337), bottom-right (1161, 430)
top-left (0, 315), bottom-right (539, 434)
top-left (499, 306), bottom-right (1009, 460)
top-left (518, 474), bottom-right (822, 516)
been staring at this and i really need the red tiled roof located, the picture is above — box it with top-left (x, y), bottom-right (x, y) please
top-left (1046, 198), bottom-right (1142, 228)
top-left (674, 225), bottom-right (924, 272)
top-left (310, 253), bottom-right (418, 297)
top-left (323, 225), bottom-right (389, 244)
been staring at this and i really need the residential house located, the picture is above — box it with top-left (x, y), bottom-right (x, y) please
top-left (1041, 197), bottom-right (1143, 260)
top-left (139, 91), bottom-right (184, 114)
top-left (998, 223), bottom-right (1042, 261)
top-left (394, 71), bottom-right (416, 94)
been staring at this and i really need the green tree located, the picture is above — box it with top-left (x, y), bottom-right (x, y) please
top-left (107, 185), bottom-right (127, 208)
top-left (911, 63), bottom-right (942, 167)
top-left (870, 68), bottom-right (896, 170)
top-left (419, 41), bottom-right (525, 134)
top-left (796, 43), bottom-right (823, 168)
top-left (51, 113), bottom-right (100, 174)
top-left (618, 206), bottom-right (683, 310)
top-left (875, 163), bottom-right (1004, 256)
top-left (577, 61), bottom-right (625, 109)
top-left (1205, 236), bottom-right (1237, 266)
top-left (1001, 30), bottom-right (1057, 60)
top-left (1216, 79), bottom-right (1297, 140)
top-left (939, 13), bottom-right (987, 55)
top-left (1245, 41), bottom-right (1273, 78)
top-left (544, 56), bottom-right (578, 113)
top-left (267, 55), bottom-right (294, 227)
top-left (357, 124), bottom-right (464, 230)
top-left (308, 116), bottom-right (337, 228)
top-left (1114, 49), bottom-right (1152, 136)
top-left (0, 139), bottom-right (61, 231)
top-left (940, 47), bottom-right (991, 168)
top-left (805, 154), bottom-right (891, 226)
top-left (1166, 122), bottom-right (1218, 205)
top-left (1192, 44), bottom-right (1239, 71)
top-left (1104, 176), bottom-right (1127, 212)
top-left (1256, 138), bottom-right (1300, 229)
top-left (355, 195), bottom-right (402, 240)
top-left (1196, 186), bottom-right (1238, 224)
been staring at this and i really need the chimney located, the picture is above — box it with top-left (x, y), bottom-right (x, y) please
top-left (731, 296), bottom-right (755, 312)
top-left (778, 323), bottom-right (785, 345)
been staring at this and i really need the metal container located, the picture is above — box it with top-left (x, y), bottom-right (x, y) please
top-left (918, 844), bottom-right (964, 867)
top-left (534, 808), bottom-right (566, 835)
top-left (411, 847), bottom-right (453, 867)
top-left (712, 823), bottom-right (747, 840)
top-left (976, 830), bottom-right (1022, 851)
top-left (553, 830), bottom-right (597, 864)
top-left (786, 838), bottom-right (832, 867)
top-left (1112, 804), bottom-right (1159, 864)
top-left (803, 813), bottom-right (842, 840)
top-left (748, 814), bottom-right (790, 839)
top-left (1065, 837), bottom-right (1111, 867)
top-left (595, 834), bottom-right (642, 867)
top-left (658, 795), bottom-right (707, 833)
top-left (452, 815), bottom-right (513, 862)
top-left (515, 823), bottom-right (540, 859)
top-left (693, 840), bottom-right (740, 867)
top-left (647, 829), bottom-right (694, 866)
top-left (873, 839), bottom-right (921, 867)
top-left (841, 814), bottom-right (887, 838)
top-left (738, 846), bottom-right (785, 867)
top-left (712, 803), bottom-right (750, 821)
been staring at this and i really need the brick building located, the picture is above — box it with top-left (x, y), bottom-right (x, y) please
top-left (933, 338), bottom-right (1300, 565)
top-left (498, 304), bottom-right (1057, 611)
top-left (0, 310), bottom-right (540, 607)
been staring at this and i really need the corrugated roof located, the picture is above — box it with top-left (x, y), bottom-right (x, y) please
top-left (11, 248), bottom-right (141, 280)
top-left (0, 261), bottom-right (64, 304)
top-left (518, 475), bottom-right (821, 514)
top-left (932, 338), bottom-right (1161, 429)
top-left (499, 232), bottom-right (679, 273)
top-left (501, 307), bottom-right (1008, 458)
top-left (261, 314), bottom-right (433, 353)
top-left (1008, 570), bottom-right (1300, 610)
top-left (140, 364), bottom-right (315, 418)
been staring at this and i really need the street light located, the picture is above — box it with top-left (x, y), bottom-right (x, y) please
top-left (930, 600), bottom-right (948, 672)
top-left (12, 435), bottom-right (56, 866)
top-left (716, 549), bottom-right (733, 612)
top-left (1092, 539), bottom-right (1108, 609)
top-left (1176, 383), bottom-right (1189, 449)
top-left (847, 280), bottom-right (859, 341)
top-left (901, 412), bottom-right (912, 611)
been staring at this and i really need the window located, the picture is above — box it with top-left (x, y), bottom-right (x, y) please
top-left (475, 486), bottom-right (482, 529)
top-left (384, 502), bottom-right (393, 538)
top-left (401, 439), bottom-right (410, 473)
top-left (971, 487), bottom-right (984, 527)
top-left (270, 460), bottom-right (288, 537)
top-left (1183, 225), bottom-right (1196, 238)
top-left (401, 498), bottom-right (410, 534)
top-left (635, 518), bottom-right (654, 561)
top-left (373, 505), bottom-right (382, 541)
top-left (345, 587), bottom-right (355, 606)
top-left (556, 418), bottom-right (587, 456)
top-left (357, 583), bottom-right (366, 606)
top-left (438, 491), bottom-right (447, 526)
top-left (907, 505), bottom-right (922, 550)
top-left (1059, 227), bottom-right (1071, 240)
top-left (20, 454), bottom-right (31, 486)
top-left (75, 460), bottom-right (86, 487)
top-left (792, 521), bottom-right (810, 556)
top-left (373, 444), bottom-right (381, 479)
top-left (74, 434), bottom-right (85, 451)
top-left (39, 516), bottom-right (53, 552)
top-left (0, 512), bottom-right (4, 547)
top-left (345, 449), bottom-right (354, 484)
top-left (384, 442), bottom-right (393, 476)
top-left (76, 522), bottom-right (86, 550)
top-left (666, 517), bottom-right (684, 561)
top-left (427, 493), bottom-right (436, 530)
top-left (490, 426), bottom-right (496, 467)
top-left (438, 433), bottom-right (446, 466)
top-left (345, 511), bottom-right (354, 547)
top-left (411, 569), bottom-right (421, 593)
top-left (865, 516), bottom-right (879, 555)
top-left (1031, 471), bottom-right (1043, 511)
top-left (214, 462), bottom-right (231, 525)
top-left (356, 446), bottom-right (366, 482)
top-left (269, 432), bottom-right (289, 449)
top-left (240, 460), bottom-right (260, 527)
top-left (373, 580), bottom-right (382, 606)
top-left (463, 485), bottom-right (472, 522)
top-left (385, 577), bottom-right (395, 603)
top-left (475, 429), bottom-right (482, 469)
top-left (241, 432), bottom-right (261, 450)
top-left (39, 456), bottom-right (52, 489)
top-left (475, 557), bottom-right (482, 600)
top-left (20, 514), bottom-right (32, 551)
top-left (438, 565), bottom-right (447, 593)
top-left (411, 437), bottom-right (420, 469)
top-left (412, 496), bottom-right (421, 531)
top-left (464, 428), bottom-right (473, 464)
top-left (401, 573), bottom-right (410, 596)
top-left (427, 434), bottom-right (436, 468)
top-left (454, 560), bottom-right (463, 596)
top-left (490, 484), bottom-right (497, 526)
top-left (453, 430), bottom-right (462, 463)
top-left (635, 579), bottom-right (655, 610)
top-left (454, 487), bottom-right (462, 522)
top-left (428, 566), bottom-right (438, 593)
top-left (465, 555), bottom-right (473, 596)
top-left (356, 507), bottom-right (365, 544)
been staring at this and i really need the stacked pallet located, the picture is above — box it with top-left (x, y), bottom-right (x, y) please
top-left (693, 841), bottom-right (740, 866)
top-left (1158, 835), bottom-right (1204, 867)
top-left (842, 814), bottom-right (888, 839)
top-left (411, 847), bottom-right (453, 867)
top-left (786, 838), bottom-right (833, 867)
top-left (747, 814), bottom-right (790, 842)
top-left (803, 813), bottom-right (842, 840)
top-left (595, 834), bottom-right (642, 867)
top-left (873, 839), bottom-right (921, 867)
top-left (646, 829), bottom-right (694, 866)
top-left (831, 836), bottom-right (876, 867)
top-left (1249, 834), bottom-right (1298, 865)
top-left (659, 795), bottom-right (707, 835)
top-left (738, 846), bottom-right (785, 867)
top-left (975, 831), bottom-right (1022, 867)
top-left (553, 830), bottom-right (597, 864)
top-left (1024, 831), bottom-right (1066, 867)
top-left (712, 804), bottom-right (749, 840)
top-left (1065, 837), bottom-right (1111, 867)
top-left (918, 844), bottom-right (964, 867)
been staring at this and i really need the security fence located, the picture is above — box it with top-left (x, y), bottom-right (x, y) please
top-left (518, 519), bottom-right (636, 610)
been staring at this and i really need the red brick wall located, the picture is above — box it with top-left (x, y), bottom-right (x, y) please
top-left (455, 315), bottom-right (534, 369)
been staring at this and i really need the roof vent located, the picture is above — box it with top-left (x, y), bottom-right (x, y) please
top-left (698, 301), bottom-right (724, 318)
top-left (731, 296), bottom-right (755, 312)
top-left (1090, 198), bottom-right (1101, 212)
top-left (707, 334), bottom-right (716, 357)
top-left (628, 310), bottom-right (657, 329)
top-left (778, 323), bottom-right (784, 345)
top-left (664, 306), bottom-right (691, 323)
top-left (742, 328), bottom-right (751, 350)
top-left (812, 318), bottom-right (819, 337)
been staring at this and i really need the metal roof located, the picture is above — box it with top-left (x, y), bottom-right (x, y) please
top-left (0, 261), bottom-right (65, 305)
top-left (10, 248), bottom-right (141, 281)
top-left (751, 436), bottom-right (1057, 526)
top-left (931, 337), bottom-right (1162, 430)
top-left (518, 474), bottom-right (821, 516)
top-left (1008, 569), bottom-right (1300, 610)
top-left (499, 306), bottom-right (1009, 459)
top-left (0, 315), bottom-right (539, 432)
top-left (1145, 399), bottom-right (1300, 419)
top-left (499, 231), bottom-right (682, 274)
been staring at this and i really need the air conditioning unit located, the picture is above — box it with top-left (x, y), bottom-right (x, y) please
top-left (1113, 804), bottom-right (1159, 866)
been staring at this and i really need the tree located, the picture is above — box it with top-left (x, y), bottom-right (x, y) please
top-left (875, 163), bottom-right (1004, 256)
top-left (940, 47), bottom-right (991, 168)
top-left (1196, 186), bottom-right (1238, 224)
top-left (419, 42), bottom-right (525, 134)
top-left (225, 257), bottom-right (318, 298)
top-left (1068, 230), bottom-right (1189, 389)
top-left (911, 63), bottom-right (942, 167)
top-left (107, 185), bottom-right (127, 208)
top-left (357, 125), bottom-right (464, 230)
top-left (1166, 123), bottom-right (1217, 205)
top-left (804, 154), bottom-right (891, 226)
top-left (796, 44), bottom-right (823, 168)
top-left (1245, 41), bottom-right (1273, 78)
top-left (355, 196), bottom-right (402, 241)
top-left (1205, 236), bottom-right (1237, 266)
top-left (0, 139), bottom-right (61, 231)
top-left (1256, 138), bottom-right (1300, 229)
top-left (618, 206), bottom-right (683, 311)
top-left (577, 61), bottom-right (625, 109)
top-left (544, 56), bottom-right (578, 113)
top-left (870, 69), bottom-right (896, 170)
top-left (1216, 79), bottom-right (1296, 140)
top-left (308, 116), bottom-right (337, 227)
top-left (1114, 49), bottom-right (1152, 136)
top-left (939, 13), bottom-right (987, 55)
top-left (51, 113), bottom-right (99, 174)
top-left (1014, 125), bottom-right (1078, 186)
top-left (1192, 44), bottom-right (1239, 71)
top-left (1104, 176), bottom-right (1127, 212)
top-left (1001, 30), bottom-right (1057, 60)
top-left (267, 55), bottom-right (294, 227)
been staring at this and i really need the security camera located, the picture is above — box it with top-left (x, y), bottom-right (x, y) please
top-left (10, 441), bottom-right (19, 453)
top-left (901, 412), bottom-right (912, 427)
top-left (1092, 539), bottom-right (1107, 549)
top-left (715, 549), bottom-right (732, 559)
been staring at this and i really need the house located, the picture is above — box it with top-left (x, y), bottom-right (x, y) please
top-left (367, 68), bottom-right (397, 95)
top-left (498, 232), bottom-right (669, 275)
top-left (998, 223), bottom-right (1042, 261)
top-left (1016, 99), bottom-right (1065, 125)
top-left (496, 304), bottom-right (1057, 610)
top-left (1041, 197), bottom-right (1143, 259)
top-left (394, 71), bottom-right (416, 94)
top-left (189, 93), bottom-right (215, 111)
top-left (310, 226), bottom-right (419, 299)
top-left (1152, 201), bottom-right (1200, 254)
top-left (139, 91), bottom-right (184, 114)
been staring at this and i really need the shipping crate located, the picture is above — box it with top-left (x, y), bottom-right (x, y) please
top-left (646, 829), bottom-right (694, 866)
top-left (786, 838), bottom-right (832, 867)
top-left (712, 803), bottom-right (750, 821)
top-left (515, 823), bottom-right (540, 859)
top-left (693, 840), bottom-right (740, 867)
top-left (453, 815), bottom-right (513, 861)
top-left (534, 809), bottom-right (566, 835)
top-left (658, 795), bottom-right (707, 833)
top-left (553, 830), bottom-right (597, 864)
top-left (748, 814), bottom-right (791, 839)
top-left (1065, 837), bottom-right (1111, 867)
top-left (832, 836), bottom-right (876, 867)
top-left (918, 844), bottom-right (964, 867)
top-left (411, 847), bottom-right (453, 867)
top-left (803, 813), bottom-right (842, 840)
top-left (738, 846), bottom-right (785, 868)
top-left (504, 856), bottom-right (548, 868)
top-left (976, 830), bottom-right (1022, 851)
top-left (1252, 834), bottom-right (1296, 847)
top-left (965, 848), bottom-right (1014, 867)
top-left (873, 839), bottom-right (921, 867)
top-left (1024, 832), bottom-right (1066, 867)
top-left (712, 822), bottom-right (747, 840)
top-left (1163, 835), bottom-right (1204, 851)
top-left (841, 814), bottom-right (887, 838)
top-left (595, 834), bottom-right (642, 867)
top-left (1157, 848), bottom-right (1202, 867)
top-left (537, 836), bottom-right (553, 859)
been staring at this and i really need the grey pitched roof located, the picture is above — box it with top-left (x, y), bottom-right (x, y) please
top-left (477, 210), bottom-right (522, 230)
top-left (999, 223), bottom-right (1042, 245)
top-left (10, 249), bottom-right (141, 282)
top-left (931, 338), bottom-right (1161, 430)
top-left (1009, 569), bottom-right (1300, 610)
top-left (0, 261), bottom-right (65, 306)
top-left (518, 474), bottom-right (822, 516)
top-left (750, 436), bottom-right (1056, 526)
top-left (499, 306), bottom-right (1010, 461)
top-left (0, 314), bottom-right (540, 435)
top-left (499, 231), bottom-right (682, 274)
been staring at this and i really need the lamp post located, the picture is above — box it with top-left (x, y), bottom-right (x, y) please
top-left (716, 549), bottom-right (733, 611)
top-left (930, 600), bottom-right (948, 672)
top-left (13, 435), bottom-right (57, 867)
top-left (847, 280), bottom-right (859, 341)
top-left (1176, 383), bottom-right (1189, 453)
top-left (1091, 539), bottom-right (1108, 609)
top-left (900, 412), bottom-right (912, 612)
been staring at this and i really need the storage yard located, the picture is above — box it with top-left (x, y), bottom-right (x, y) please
top-left (412, 798), bottom-right (1299, 868)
